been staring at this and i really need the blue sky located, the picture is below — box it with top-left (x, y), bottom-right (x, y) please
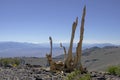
top-left (0, 0), bottom-right (120, 44)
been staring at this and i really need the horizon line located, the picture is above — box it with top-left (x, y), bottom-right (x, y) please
top-left (0, 41), bottom-right (120, 45)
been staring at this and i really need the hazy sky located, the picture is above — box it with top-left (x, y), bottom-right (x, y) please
top-left (0, 0), bottom-right (120, 44)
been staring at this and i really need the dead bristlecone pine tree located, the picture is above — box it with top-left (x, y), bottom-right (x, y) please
top-left (46, 6), bottom-right (86, 73)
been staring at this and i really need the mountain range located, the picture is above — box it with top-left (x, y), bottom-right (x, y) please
top-left (0, 41), bottom-right (118, 57)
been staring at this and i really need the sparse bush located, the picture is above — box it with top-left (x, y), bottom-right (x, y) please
top-left (79, 74), bottom-right (91, 80)
top-left (115, 67), bottom-right (120, 76)
top-left (65, 69), bottom-right (91, 80)
top-left (14, 58), bottom-right (20, 66)
top-left (65, 69), bottom-right (80, 80)
top-left (0, 58), bottom-right (20, 67)
top-left (107, 66), bottom-right (117, 75)
top-left (107, 65), bottom-right (120, 75)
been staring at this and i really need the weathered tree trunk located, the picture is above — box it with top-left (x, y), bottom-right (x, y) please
top-left (60, 43), bottom-right (67, 61)
top-left (49, 36), bottom-right (52, 56)
top-left (46, 36), bottom-right (53, 67)
top-left (75, 6), bottom-right (86, 71)
top-left (46, 6), bottom-right (86, 72)
top-left (65, 17), bottom-right (78, 71)
top-left (46, 37), bottom-right (64, 71)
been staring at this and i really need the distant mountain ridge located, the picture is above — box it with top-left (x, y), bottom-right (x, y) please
top-left (0, 42), bottom-right (41, 50)
top-left (55, 46), bottom-right (119, 59)
top-left (0, 41), bottom-right (118, 57)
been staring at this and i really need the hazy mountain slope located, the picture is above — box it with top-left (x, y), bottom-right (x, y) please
top-left (0, 42), bottom-right (117, 57)
top-left (0, 42), bottom-right (64, 57)
top-left (82, 46), bottom-right (120, 71)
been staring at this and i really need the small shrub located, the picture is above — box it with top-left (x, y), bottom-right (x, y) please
top-left (14, 59), bottom-right (20, 66)
top-left (65, 69), bottom-right (80, 80)
top-left (65, 69), bottom-right (91, 80)
top-left (0, 58), bottom-right (20, 67)
top-left (107, 65), bottom-right (120, 75)
top-left (79, 74), bottom-right (91, 80)
top-left (114, 66), bottom-right (120, 76)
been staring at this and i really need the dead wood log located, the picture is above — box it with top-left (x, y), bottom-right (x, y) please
top-left (46, 6), bottom-right (86, 72)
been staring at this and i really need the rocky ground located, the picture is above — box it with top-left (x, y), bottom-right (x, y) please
top-left (90, 71), bottom-right (120, 80)
top-left (0, 65), bottom-right (120, 80)
top-left (0, 65), bottom-right (65, 80)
